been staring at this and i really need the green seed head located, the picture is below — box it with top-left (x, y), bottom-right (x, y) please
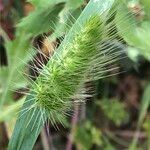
top-left (33, 15), bottom-right (103, 119)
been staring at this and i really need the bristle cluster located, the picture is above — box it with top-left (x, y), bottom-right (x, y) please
top-left (32, 16), bottom-right (104, 123)
top-left (26, 6), bottom-right (131, 126)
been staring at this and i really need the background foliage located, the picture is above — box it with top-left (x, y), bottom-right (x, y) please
top-left (0, 0), bottom-right (150, 149)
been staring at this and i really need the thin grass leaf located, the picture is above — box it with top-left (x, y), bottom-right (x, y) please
top-left (129, 83), bottom-right (150, 150)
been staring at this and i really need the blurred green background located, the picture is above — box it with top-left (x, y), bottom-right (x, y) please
top-left (0, 0), bottom-right (150, 149)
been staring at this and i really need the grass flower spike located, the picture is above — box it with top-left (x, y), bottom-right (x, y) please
top-left (32, 16), bottom-right (104, 124)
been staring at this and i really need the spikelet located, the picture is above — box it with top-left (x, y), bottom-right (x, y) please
top-left (18, 2), bottom-right (138, 128)
top-left (30, 16), bottom-right (103, 123)
top-left (25, 10), bottom-right (126, 127)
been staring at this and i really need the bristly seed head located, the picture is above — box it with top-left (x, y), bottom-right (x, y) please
top-left (30, 11), bottom-right (126, 126)
top-left (32, 15), bottom-right (104, 122)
